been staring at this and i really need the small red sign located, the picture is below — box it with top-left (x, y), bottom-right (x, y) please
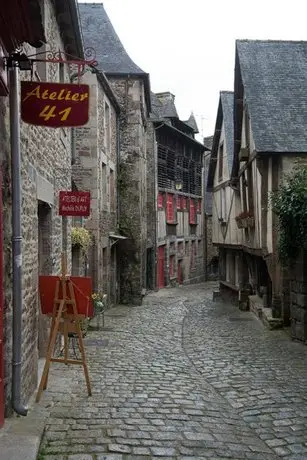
top-left (21, 81), bottom-right (90, 127)
top-left (59, 191), bottom-right (91, 217)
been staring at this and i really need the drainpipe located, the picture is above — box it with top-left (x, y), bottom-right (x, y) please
top-left (116, 114), bottom-right (120, 227)
top-left (9, 59), bottom-right (28, 416)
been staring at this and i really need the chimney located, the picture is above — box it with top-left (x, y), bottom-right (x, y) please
top-left (155, 92), bottom-right (175, 105)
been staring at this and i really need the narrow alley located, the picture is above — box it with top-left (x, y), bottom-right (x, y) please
top-left (24, 283), bottom-right (307, 460)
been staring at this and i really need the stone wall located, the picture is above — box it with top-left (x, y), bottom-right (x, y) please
top-left (290, 250), bottom-right (307, 342)
top-left (145, 122), bottom-right (157, 290)
top-left (73, 71), bottom-right (118, 306)
top-left (3, 0), bottom-right (73, 414)
top-left (108, 77), bottom-right (148, 305)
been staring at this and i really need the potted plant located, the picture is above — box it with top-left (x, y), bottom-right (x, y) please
top-left (235, 210), bottom-right (254, 229)
top-left (90, 292), bottom-right (107, 329)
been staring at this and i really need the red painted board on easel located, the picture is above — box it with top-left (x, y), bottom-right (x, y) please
top-left (39, 276), bottom-right (94, 317)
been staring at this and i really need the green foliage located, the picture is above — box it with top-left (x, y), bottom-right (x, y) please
top-left (270, 164), bottom-right (307, 265)
top-left (71, 226), bottom-right (92, 252)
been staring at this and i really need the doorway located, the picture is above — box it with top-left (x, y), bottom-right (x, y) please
top-left (146, 248), bottom-right (154, 290)
top-left (157, 246), bottom-right (165, 289)
top-left (37, 201), bottom-right (52, 358)
top-left (0, 169), bottom-right (4, 427)
top-left (177, 260), bottom-right (183, 285)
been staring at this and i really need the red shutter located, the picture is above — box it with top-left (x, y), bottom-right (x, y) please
top-left (158, 192), bottom-right (163, 209)
top-left (189, 199), bottom-right (196, 224)
top-left (176, 196), bottom-right (181, 210)
top-left (182, 197), bottom-right (187, 209)
top-left (197, 199), bottom-right (202, 213)
top-left (166, 193), bottom-right (174, 223)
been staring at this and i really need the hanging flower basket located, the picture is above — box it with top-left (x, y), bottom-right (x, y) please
top-left (235, 211), bottom-right (254, 229)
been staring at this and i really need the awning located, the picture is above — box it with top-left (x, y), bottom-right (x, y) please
top-left (0, 0), bottom-right (46, 53)
top-left (109, 233), bottom-right (127, 240)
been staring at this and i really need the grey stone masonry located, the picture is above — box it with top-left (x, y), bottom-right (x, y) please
top-left (290, 250), bottom-right (307, 342)
top-left (73, 71), bottom-right (119, 305)
top-left (109, 77), bottom-right (148, 305)
top-left (3, 0), bottom-right (74, 414)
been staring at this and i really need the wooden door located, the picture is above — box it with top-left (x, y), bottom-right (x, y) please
top-left (0, 169), bottom-right (4, 427)
top-left (177, 260), bottom-right (183, 285)
top-left (157, 246), bottom-right (165, 289)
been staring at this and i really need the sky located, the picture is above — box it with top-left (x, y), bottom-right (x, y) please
top-left (80, 0), bottom-right (307, 139)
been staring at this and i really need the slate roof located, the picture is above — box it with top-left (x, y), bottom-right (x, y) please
top-left (184, 113), bottom-right (199, 133)
top-left (78, 3), bottom-right (146, 75)
top-left (236, 39), bottom-right (307, 153)
top-left (203, 135), bottom-right (213, 150)
top-left (207, 91), bottom-right (234, 190)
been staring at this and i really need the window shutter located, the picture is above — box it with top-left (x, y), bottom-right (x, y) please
top-left (182, 197), bottom-right (187, 209)
top-left (189, 199), bottom-right (196, 224)
top-left (166, 193), bottom-right (174, 223)
top-left (197, 199), bottom-right (202, 213)
top-left (176, 196), bottom-right (181, 210)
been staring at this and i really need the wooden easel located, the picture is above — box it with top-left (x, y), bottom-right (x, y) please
top-left (36, 253), bottom-right (92, 402)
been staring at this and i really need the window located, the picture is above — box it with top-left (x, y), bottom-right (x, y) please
top-left (189, 199), bottom-right (196, 224)
top-left (218, 143), bottom-right (224, 181)
top-left (185, 241), bottom-right (189, 255)
top-left (110, 169), bottom-right (115, 210)
top-left (219, 188), bottom-right (226, 221)
top-left (182, 197), bottom-right (187, 209)
top-left (197, 199), bottom-right (202, 213)
top-left (176, 196), bottom-right (181, 210)
top-left (166, 193), bottom-right (174, 223)
top-left (169, 255), bottom-right (175, 278)
top-left (104, 102), bottom-right (111, 153)
top-left (158, 192), bottom-right (164, 209)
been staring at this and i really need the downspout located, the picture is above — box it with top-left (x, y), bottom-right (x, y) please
top-left (116, 114), bottom-right (120, 227)
top-left (9, 58), bottom-right (28, 416)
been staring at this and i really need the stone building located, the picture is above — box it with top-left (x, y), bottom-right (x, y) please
top-left (79, 3), bottom-right (152, 305)
top-left (72, 69), bottom-right (121, 306)
top-left (1, 0), bottom-right (83, 418)
top-left (151, 92), bottom-right (206, 288)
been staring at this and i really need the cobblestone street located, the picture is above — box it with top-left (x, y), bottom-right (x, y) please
top-left (36, 283), bottom-right (307, 460)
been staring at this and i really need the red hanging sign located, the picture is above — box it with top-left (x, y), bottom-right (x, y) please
top-left (21, 81), bottom-right (90, 127)
top-left (59, 191), bottom-right (91, 217)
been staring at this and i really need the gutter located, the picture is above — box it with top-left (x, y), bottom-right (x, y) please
top-left (67, 0), bottom-right (84, 59)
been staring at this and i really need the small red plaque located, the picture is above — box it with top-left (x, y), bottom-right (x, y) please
top-left (59, 191), bottom-right (91, 217)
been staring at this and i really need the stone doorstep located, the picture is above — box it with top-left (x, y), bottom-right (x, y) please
top-left (248, 295), bottom-right (283, 330)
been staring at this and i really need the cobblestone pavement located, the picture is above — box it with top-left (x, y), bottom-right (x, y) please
top-left (36, 283), bottom-right (307, 460)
